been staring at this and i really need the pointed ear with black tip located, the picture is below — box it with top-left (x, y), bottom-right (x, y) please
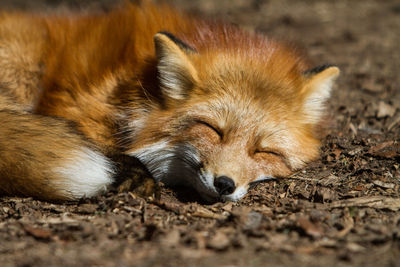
top-left (302, 65), bottom-right (340, 123)
top-left (154, 32), bottom-right (198, 101)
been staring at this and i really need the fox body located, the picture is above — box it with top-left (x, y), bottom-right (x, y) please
top-left (0, 1), bottom-right (339, 202)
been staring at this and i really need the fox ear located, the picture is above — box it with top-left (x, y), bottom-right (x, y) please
top-left (154, 32), bottom-right (198, 101)
top-left (302, 65), bottom-right (340, 123)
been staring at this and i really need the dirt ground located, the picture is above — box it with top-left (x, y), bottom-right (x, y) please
top-left (1, 0), bottom-right (400, 266)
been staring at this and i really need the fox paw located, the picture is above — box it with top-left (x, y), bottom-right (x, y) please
top-left (117, 172), bottom-right (160, 199)
top-left (110, 153), bottom-right (160, 199)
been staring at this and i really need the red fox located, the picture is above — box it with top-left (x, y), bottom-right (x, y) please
top-left (0, 1), bottom-right (339, 202)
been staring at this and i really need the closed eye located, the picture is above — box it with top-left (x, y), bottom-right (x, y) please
top-left (195, 120), bottom-right (223, 139)
top-left (254, 149), bottom-right (292, 170)
top-left (254, 149), bottom-right (284, 158)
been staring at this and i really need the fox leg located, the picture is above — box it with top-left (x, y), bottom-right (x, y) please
top-left (0, 108), bottom-right (156, 201)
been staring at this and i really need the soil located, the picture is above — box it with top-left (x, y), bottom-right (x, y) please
top-left (1, 0), bottom-right (400, 266)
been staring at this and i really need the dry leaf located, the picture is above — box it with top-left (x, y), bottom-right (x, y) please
top-left (24, 226), bottom-right (52, 240)
top-left (319, 174), bottom-right (341, 186)
top-left (337, 209), bottom-right (354, 238)
top-left (328, 196), bottom-right (400, 211)
top-left (297, 217), bottom-right (324, 238)
top-left (372, 180), bottom-right (395, 189)
top-left (191, 206), bottom-right (227, 220)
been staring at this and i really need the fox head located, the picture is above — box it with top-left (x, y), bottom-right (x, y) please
top-left (127, 31), bottom-right (339, 202)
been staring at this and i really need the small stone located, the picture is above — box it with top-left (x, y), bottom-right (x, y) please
top-left (207, 232), bottom-right (230, 251)
top-left (161, 229), bottom-right (180, 248)
top-left (377, 101), bottom-right (396, 118)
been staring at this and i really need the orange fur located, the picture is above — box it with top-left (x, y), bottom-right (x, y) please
top-left (0, 1), bottom-right (339, 201)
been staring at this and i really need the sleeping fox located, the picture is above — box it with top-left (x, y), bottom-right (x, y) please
top-left (0, 1), bottom-right (339, 202)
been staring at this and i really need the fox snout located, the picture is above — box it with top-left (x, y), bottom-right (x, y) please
top-left (130, 141), bottom-right (250, 202)
top-left (214, 176), bottom-right (251, 202)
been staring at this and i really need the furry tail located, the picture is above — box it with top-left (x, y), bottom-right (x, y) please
top-left (0, 108), bottom-right (115, 201)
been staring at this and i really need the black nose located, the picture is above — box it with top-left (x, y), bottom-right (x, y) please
top-left (214, 176), bottom-right (236, 195)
